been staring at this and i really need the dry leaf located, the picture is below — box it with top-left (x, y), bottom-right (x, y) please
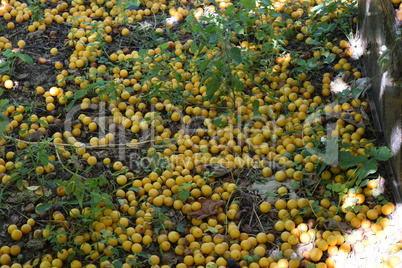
top-left (324, 218), bottom-right (352, 233)
top-left (188, 199), bottom-right (225, 220)
top-left (241, 224), bottom-right (253, 233)
top-left (200, 164), bottom-right (231, 178)
top-left (23, 130), bottom-right (43, 142)
top-left (161, 250), bottom-right (181, 265)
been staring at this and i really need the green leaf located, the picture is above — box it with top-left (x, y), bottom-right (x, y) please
top-left (112, 260), bottom-right (121, 268)
top-left (240, 0), bottom-right (256, 10)
top-left (338, 151), bottom-right (368, 168)
top-left (75, 187), bottom-right (85, 208)
top-left (176, 190), bottom-right (190, 201)
top-left (255, 31), bottom-right (267, 40)
top-left (301, 150), bottom-right (312, 158)
top-left (125, 0), bottom-right (140, 9)
top-left (176, 222), bottom-right (187, 232)
top-left (252, 100), bottom-right (261, 119)
top-left (344, 206), bottom-right (353, 212)
top-left (323, 54), bottom-right (336, 64)
top-left (306, 39), bottom-right (321, 45)
top-left (110, 247), bottom-right (119, 255)
top-left (38, 153), bottom-right (50, 166)
top-left (265, 191), bottom-right (278, 197)
top-left (355, 159), bottom-right (378, 180)
top-left (234, 24), bottom-right (245, 35)
top-left (290, 160), bottom-right (301, 167)
top-left (230, 47), bottom-right (242, 64)
top-left (37, 119), bottom-right (48, 127)
top-left (46, 180), bottom-right (59, 189)
top-left (359, 179), bottom-right (370, 187)
top-left (353, 205), bottom-right (363, 213)
top-left (199, 59), bottom-right (210, 74)
top-left (35, 203), bottom-right (52, 214)
top-left (370, 146), bottom-right (393, 161)
top-left (296, 59), bottom-right (307, 66)
top-left (0, 114), bottom-right (9, 136)
top-left (205, 226), bottom-right (218, 233)
top-left (224, 4), bottom-right (235, 14)
top-left (290, 182), bottom-right (300, 189)
top-left (206, 78), bottom-right (220, 99)
top-left (2, 49), bottom-right (14, 57)
top-left (19, 54), bottom-right (34, 64)
top-left (192, 24), bottom-right (207, 40)
top-left (208, 33), bottom-right (220, 44)
top-left (0, 99), bottom-right (9, 107)
top-left (99, 256), bottom-right (109, 263)
top-left (212, 117), bottom-right (228, 128)
top-left (332, 184), bottom-right (341, 192)
top-left (75, 89), bottom-right (88, 99)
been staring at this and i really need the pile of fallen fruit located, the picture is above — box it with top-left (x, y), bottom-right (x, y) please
top-left (0, 0), bottom-right (401, 267)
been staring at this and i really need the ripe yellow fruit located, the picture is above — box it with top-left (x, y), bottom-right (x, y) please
top-left (27, 218), bottom-right (36, 226)
top-left (310, 248), bottom-right (323, 262)
top-left (366, 209), bottom-right (379, 220)
top-left (50, 48), bottom-right (59, 55)
top-left (381, 203), bottom-right (395, 215)
top-left (299, 232), bottom-right (311, 243)
top-left (171, 111), bottom-right (181, 121)
top-left (7, 224), bottom-right (18, 234)
top-left (259, 202), bottom-right (271, 213)
top-left (7, 22), bottom-right (14, 29)
top-left (116, 175), bottom-right (128, 185)
top-left (275, 199), bottom-right (287, 210)
top-left (262, 167), bottom-right (273, 177)
top-left (20, 224), bottom-right (32, 234)
top-left (0, 253), bottom-right (11, 265)
top-left (55, 61), bottom-right (63, 69)
top-left (11, 229), bottom-right (23, 240)
top-left (293, 170), bottom-right (303, 181)
top-left (227, 183), bottom-right (237, 193)
top-left (350, 217), bottom-right (361, 228)
top-left (201, 185), bottom-right (212, 196)
top-left (9, 245), bottom-right (21, 256)
top-left (305, 162), bottom-right (314, 172)
top-left (284, 220), bottom-right (296, 231)
top-left (121, 28), bottom-right (130, 35)
top-left (274, 220), bottom-right (285, 231)
top-left (70, 260), bottom-right (82, 268)
top-left (4, 80), bottom-right (14, 89)
top-left (113, 161), bottom-right (123, 170)
top-left (277, 186), bottom-right (288, 196)
top-left (275, 171), bottom-right (286, 181)
top-left (69, 208), bottom-right (81, 218)
top-left (365, 180), bottom-right (378, 190)
top-left (87, 156), bottom-right (97, 165)
top-left (230, 249), bottom-right (242, 261)
top-left (160, 241), bottom-right (171, 251)
top-left (214, 243), bottom-right (226, 255)
top-left (17, 40), bottom-right (26, 48)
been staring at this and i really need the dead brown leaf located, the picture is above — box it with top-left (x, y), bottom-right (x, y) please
top-left (188, 199), bottom-right (225, 220)
top-left (324, 218), bottom-right (352, 233)
top-left (241, 224), bottom-right (253, 233)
